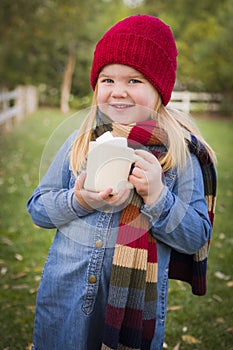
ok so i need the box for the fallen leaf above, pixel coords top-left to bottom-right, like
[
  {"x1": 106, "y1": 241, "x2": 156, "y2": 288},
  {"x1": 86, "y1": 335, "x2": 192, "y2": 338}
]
[
  {"x1": 14, "y1": 253, "x2": 23, "y2": 261},
  {"x1": 35, "y1": 275, "x2": 41, "y2": 282},
  {"x1": 11, "y1": 272, "x2": 26, "y2": 279},
  {"x1": 11, "y1": 284, "x2": 29, "y2": 290},
  {"x1": 167, "y1": 305, "x2": 182, "y2": 311},
  {"x1": 182, "y1": 334, "x2": 201, "y2": 344},
  {"x1": 215, "y1": 271, "x2": 230, "y2": 280},
  {"x1": 26, "y1": 305, "x2": 36, "y2": 312},
  {"x1": 226, "y1": 281, "x2": 233, "y2": 287},
  {"x1": 173, "y1": 342, "x2": 180, "y2": 350},
  {"x1": 212, "y1": 294, "x2": 223, "y2": 302},
  {"x1": 1, "y1": 267, "x2": 7, "y2": 275},
  {"x1": 29, "y1": 288, "x2": 37, "y2": 294},
  {"x1": 2, "y1": 237, "x2": 13, "y2": 246},
  {"x1": 214, "y1": 317, "x2": 225, "y2": 326}
]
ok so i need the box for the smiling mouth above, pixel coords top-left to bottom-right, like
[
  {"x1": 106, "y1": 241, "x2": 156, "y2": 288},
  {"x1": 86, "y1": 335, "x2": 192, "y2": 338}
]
[{"x1": 109, "y1": 104, "x2": 134, "y2": 109}]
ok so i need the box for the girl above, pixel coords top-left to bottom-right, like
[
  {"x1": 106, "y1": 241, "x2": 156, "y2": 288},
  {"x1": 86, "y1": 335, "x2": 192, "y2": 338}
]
[{"x1": 27, "y1": 15, "x2": 217, "y2": 350}]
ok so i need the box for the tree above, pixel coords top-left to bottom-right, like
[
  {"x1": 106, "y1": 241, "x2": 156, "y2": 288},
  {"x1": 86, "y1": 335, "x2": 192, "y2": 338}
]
[
  {"x1": 142, "y1": 0, "x2": 233, "y2": 111},
  {"x1": 0, "y1": 0, "x2": 135, "y2": 112},
  {"x1": 1, "y1": 0, "x2": 231, "y2": 113}
]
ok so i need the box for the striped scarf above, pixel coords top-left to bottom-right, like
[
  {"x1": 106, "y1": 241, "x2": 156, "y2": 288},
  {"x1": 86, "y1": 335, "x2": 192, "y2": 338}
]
[{"x1": 92, "y1": 115, "x2": 217, "y2": 350}]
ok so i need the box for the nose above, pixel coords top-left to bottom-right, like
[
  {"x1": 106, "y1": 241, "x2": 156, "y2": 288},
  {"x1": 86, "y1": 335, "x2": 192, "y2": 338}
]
[{"x1": 111, "y1": 83, "x2": 127, "y2": 98}]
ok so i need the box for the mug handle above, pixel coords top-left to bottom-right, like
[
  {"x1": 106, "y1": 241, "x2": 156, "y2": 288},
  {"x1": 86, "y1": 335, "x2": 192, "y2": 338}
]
[{"x1": 128, "y1": 154, "x2": 141, "y2": 177}]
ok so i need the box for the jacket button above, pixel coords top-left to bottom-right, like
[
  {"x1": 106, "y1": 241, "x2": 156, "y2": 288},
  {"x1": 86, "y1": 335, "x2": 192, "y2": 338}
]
[
  {"x1": 95, "y1": 239, "x2": 103, "y2": 248},
  {"x1": 89, "y1": 275, "x2": 97, "y2": 284}
]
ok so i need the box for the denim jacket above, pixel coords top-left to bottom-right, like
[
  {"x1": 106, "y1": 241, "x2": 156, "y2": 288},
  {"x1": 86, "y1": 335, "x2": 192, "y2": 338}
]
[{"x1": 27, "y1": 131, "x2": 212, "y2": 350}]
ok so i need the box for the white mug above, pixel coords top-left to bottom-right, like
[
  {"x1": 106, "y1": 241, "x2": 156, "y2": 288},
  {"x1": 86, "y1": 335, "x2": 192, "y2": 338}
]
[{"x1": 84, "y1": 140, "x2": 139, "y2": 194}]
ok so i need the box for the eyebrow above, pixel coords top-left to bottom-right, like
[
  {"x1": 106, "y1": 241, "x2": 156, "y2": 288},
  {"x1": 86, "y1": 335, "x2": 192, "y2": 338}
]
[{"x1": 98, "y1": 72, "x2": 144, "y2": 79}]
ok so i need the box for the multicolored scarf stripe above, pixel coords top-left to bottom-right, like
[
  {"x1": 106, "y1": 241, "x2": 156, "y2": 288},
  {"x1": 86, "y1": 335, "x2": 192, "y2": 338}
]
[
  {"x1": 111, "y1": 120, "x2": 168, "y2": 147},
  {"x1": 102, "y1": 190, "x2": 157, "y2": 350},
  {"x1": 168, "y1": 134, "x2": 217, "y2": 295}
]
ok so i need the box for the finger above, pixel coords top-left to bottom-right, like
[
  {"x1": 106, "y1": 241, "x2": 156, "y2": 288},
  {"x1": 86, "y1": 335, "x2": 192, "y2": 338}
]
[
  {"x1": 98, "y1": 187, "x2": 113, "y2": 200},
  {"x1": 106, "y1": 189, "x2": 130, "y2": 206},
  {"x1": 131, "y1": 166, "x2": 146, "y2": 179},
  {"x1": 132, "y1": 156, "x2": 152, "y2": 173},
  {"x1": 135, "y1": 149, "x2": 157, "y2": 164},
  {"x1": 114, "y1": 189, "x2": 130, "y2": 202}
]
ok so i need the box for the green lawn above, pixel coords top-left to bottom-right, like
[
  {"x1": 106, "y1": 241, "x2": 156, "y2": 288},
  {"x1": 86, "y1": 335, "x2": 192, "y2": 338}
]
[{"x1": 0, "y1": 109, "x2": 232, "y2": 350}]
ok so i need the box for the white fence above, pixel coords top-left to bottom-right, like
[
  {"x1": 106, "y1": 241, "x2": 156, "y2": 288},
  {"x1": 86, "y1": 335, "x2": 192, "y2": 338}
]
[
  {"x1": 0, "y1": 88, "x2": 222, "y2": 131},
  {"x1": 168, "y1": 91, "x2": 222, "y2": 113},
  {"x1": 0, "y1": 86, "x2": 38, "y2": 131}
]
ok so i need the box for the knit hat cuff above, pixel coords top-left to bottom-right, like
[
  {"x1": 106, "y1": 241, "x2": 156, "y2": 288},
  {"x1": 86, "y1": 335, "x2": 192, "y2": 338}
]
[{"x1": 90, "y1": 32, "x2": 177, "y2": 106}]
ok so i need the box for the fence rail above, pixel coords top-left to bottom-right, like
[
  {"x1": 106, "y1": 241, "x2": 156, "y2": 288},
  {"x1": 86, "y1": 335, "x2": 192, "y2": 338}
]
[
  {"x1": 168, "y1": 91, "x2": 222, "y2": 113},
  {"x1": 0, "y1": 88, "x2": 222, "y2": 131},
  {"x1": 0, "y1": 86, "x2": 38, "y2": 131}
]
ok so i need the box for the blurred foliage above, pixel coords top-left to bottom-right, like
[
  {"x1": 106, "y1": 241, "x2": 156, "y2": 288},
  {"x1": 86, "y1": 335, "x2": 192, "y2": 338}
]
[{"x1": 0, "y1": 0, "x2": 232, "y2": 112}]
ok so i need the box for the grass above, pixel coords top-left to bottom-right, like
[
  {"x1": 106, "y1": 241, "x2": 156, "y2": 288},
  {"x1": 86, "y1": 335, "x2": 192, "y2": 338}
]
[{"x1": 0, "y1": 108, "x2": 232, "y2": 350}]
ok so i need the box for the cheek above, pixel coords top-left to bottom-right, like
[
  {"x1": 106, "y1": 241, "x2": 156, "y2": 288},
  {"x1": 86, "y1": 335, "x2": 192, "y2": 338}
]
[
  {"x1": 96, "y1": 86, "x2": 108, "y2": 104},
  {"x1": 96, "y1": 91, "x2": 104, "y2": 104},
  {"x1": 136, "y1": 87, "x2": 158, "y2": 108},
  {"x1": 146, "y1": 90, "x2": 158, "y2": 109}
]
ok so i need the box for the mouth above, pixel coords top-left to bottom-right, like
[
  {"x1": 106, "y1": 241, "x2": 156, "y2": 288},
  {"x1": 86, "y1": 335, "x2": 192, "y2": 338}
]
[{"x1": 109, "y1": 103, "x2": 134, "y2": 110}]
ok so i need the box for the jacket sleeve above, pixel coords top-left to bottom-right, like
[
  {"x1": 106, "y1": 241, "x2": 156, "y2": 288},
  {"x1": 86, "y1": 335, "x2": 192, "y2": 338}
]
[
  {"x1": 141, "y1": 153, "x2": 212, "y2": 254},
  {"x1": 26, "y1": 131, "x2": 94, "y2": 229}
]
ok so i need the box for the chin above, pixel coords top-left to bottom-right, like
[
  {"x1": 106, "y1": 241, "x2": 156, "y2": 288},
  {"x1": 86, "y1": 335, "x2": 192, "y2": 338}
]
[{"x1": 110, "y1": 117, "x2": 135, "y2": 125}]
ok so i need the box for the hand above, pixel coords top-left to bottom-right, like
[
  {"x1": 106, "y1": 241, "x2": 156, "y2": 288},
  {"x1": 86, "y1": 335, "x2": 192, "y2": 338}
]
[
  {"x1": 129, "y1": 149, "x2": 164, "y2": 206},
  {"x1": 74, "y1": 171, "x2": 131, "y2": 211}
]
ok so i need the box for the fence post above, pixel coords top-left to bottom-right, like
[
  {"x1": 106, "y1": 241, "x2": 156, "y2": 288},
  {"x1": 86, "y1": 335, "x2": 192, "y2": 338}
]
[
  {"x1": 1, "y1": 88, "x2": 12, "y2": 131},
  {"x1": 183, "y1": 91, "x2": 191, "y2": 113},
  {"x1": 25, "y1": 85, "x2": 38, "y2": 115},
  {"x1": 0, "y1": 85, "x2": 38, "y2": 132},
  {"x1": 15, "y1": 86, "x2": 26, "y2": 122}
]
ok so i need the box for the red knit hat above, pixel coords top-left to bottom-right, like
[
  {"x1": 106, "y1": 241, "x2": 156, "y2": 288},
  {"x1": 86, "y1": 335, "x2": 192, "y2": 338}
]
[{"x1": 90, "y1": 14, "x2": 178, "y2": 106}]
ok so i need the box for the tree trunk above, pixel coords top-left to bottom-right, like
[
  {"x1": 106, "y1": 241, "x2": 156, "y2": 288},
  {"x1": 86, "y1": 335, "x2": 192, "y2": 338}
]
[{"x1": 60, "y1": 43, "x2": 76, "y2": 115}]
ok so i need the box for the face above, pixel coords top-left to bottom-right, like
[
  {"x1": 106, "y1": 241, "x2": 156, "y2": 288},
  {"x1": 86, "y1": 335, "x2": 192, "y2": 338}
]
[{"x1": 96, "y1": 64, "x2": 159, "y2": 124}]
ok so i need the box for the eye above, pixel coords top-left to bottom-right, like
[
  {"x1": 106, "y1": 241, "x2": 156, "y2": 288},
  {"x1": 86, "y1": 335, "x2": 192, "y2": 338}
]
[
  {"x1": 129, "y1": 78, "x2": 142, "y2": 84},
  {"x1": 100, "y1": 78, "x2": 114, "y2": 84}
]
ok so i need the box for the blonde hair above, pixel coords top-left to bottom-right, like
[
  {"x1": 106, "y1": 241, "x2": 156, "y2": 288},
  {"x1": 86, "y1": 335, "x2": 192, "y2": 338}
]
[{"x1": 70, "y1": 90, "x2": 216, "y2": 176}]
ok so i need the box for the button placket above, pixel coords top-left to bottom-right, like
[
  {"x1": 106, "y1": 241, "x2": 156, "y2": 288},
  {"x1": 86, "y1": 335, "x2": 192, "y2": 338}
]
[{"x1": 82, "y1": 212, "x2": 112, "y2": 314}]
